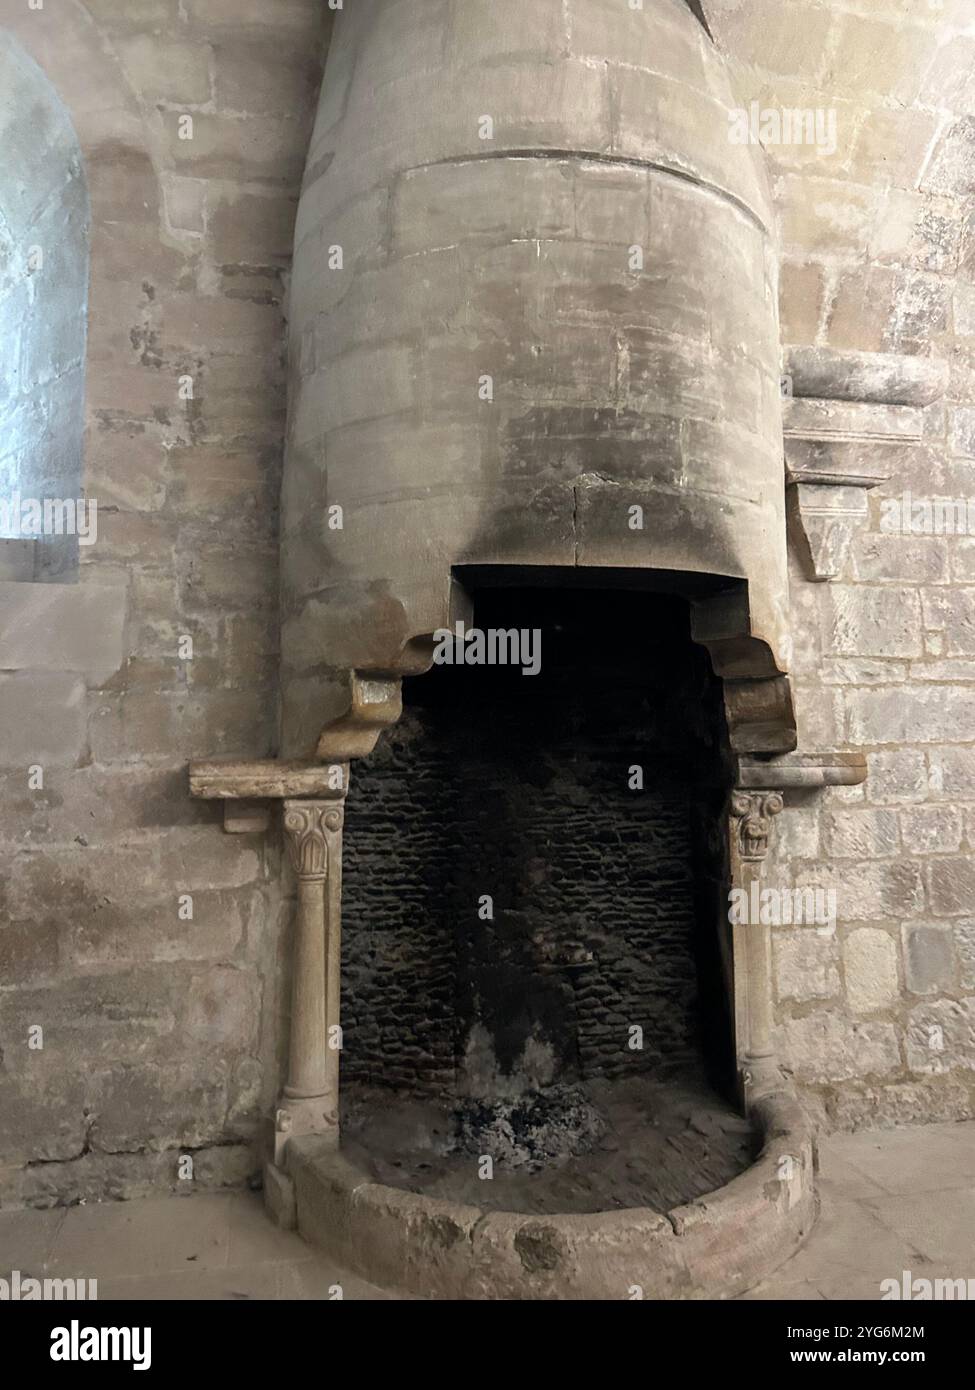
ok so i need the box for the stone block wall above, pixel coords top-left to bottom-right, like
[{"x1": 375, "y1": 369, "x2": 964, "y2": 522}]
[
  {"x1": 0, "y1": 1, "x2": 328, "y2": 1205},
  {"x1": 706, "y1": 0, "x2": 975, "y2": 1128},
  {"x1": 3, "y1": 0, "x2": 975, "y2": 1208}
]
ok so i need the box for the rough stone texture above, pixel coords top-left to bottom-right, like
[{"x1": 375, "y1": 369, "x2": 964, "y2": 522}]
[
  {"x1": 7, "y1": 0, "x2": 975, "y2": 1209},
  {"x1": 902, "y1": 923, "x2": 956, "y2": 996},
  {"x1": 843, "y1": 928, "x2": 901, "y2": 1015},
  {"x1": 280, "y1": 0, "x2": 792, "y2": 756},
  {"x1": 773, "y1": 930, "x2": 840, "y2": 1003},
  {"x1": 0, "y1": 3, "x2": 328, "y2": 1206},
  {"x1": 708, "y1": 0, "x2": 975, "y2": 1130},
  {"x1": 291, "y1": 1088, "x2": 817, "y2": 1300}
]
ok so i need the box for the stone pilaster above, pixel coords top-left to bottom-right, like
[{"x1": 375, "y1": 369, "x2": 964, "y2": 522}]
[
  {"x1": 278, "y1": 798, "x2": 346, "y2": 1139},
  {"x1": 729, "y1": 790, "x2": 784, "y2": 1108}
]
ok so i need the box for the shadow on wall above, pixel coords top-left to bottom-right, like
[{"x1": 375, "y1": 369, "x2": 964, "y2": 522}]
[{"x1": 0, "y1": 29, "x2": 88, "y2": 583}]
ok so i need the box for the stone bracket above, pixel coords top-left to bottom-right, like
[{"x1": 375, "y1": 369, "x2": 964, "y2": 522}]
[
  {"x1": 784, "y1": 425, "x2": 900, "y2": 583},
  {"x1": 782, "y1": 346, "x2": 946, "y2": 584}
]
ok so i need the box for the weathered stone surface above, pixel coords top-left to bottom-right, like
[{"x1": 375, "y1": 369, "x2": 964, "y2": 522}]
[
  {"x1": 899, "y1": 805, "x2": 962, "y2": 855},
  {"x1": 902, "y1": 925, "x2": 956, "y2": 996},
  {"x1": 844, "y1": 686, "x2": 972, "y2": 745},
  {"x1": 928, "y1": 747, "x2": 975, "y2": 800},
  {"x1": 0, "y1": 672, "x2": 86, "y2": 769},
  {"x1": 774, "y1": 929, "x2": 840, "y2": 1002},
  {"x1": 209, "y1": 190, "x2": 297, "y2": 266},
  {"x1": 0, "y1": 581, "x2": 126, "y2": 680},
  {"x1": 778, "y1": 1014, "x2": 901, "y2": 1083},
  {"x1": 786, "y1": 347, "x2": 948, "y2": 407},
  {"x1": 118, "y1": 36, "x2": 212, "y2": 104},
  {"x1": 853, "y1": 535, "x2": 948, "y2": 585},
  {"x1": 0, "y1": 540, "x2": 35, "y2": 582},
  {"x1": 8, "y1": 0, "x2": 975, "y2": 1215},
  {"x1": 927, "y1": 857, "x2": 975, "y2": 917},
  {"x1": 822, "y1": 808, "x2": 899, "y2": 859},
  {"x1": 799, "y1": 861, "x2": 924, "y2": 921},
  {"x1": 774, "y1": 805, "x2": 820, "y2": 861},
  {"x1": 866, "y1": 750, "x2": 929, "y2": 803},
  {"x1": 906, "y1": 999, "x2": 975, "y2": 1076},
  {"x1": 826, "y1": 1078, "x2": 975, "y2": 1132},
  {"x1": 922, "y1": 118, "x2": 975, "y2": 199},
  {"x1": 955, "y1": 923, "x2": 975, "y2": 991},
  {"x1": 844, "y1": 929, "x2": 901, "y2": 1014}
]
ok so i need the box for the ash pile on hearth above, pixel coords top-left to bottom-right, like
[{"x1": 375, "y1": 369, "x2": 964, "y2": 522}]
[{"x1": 449, "y1": 1086, "x2": 606, "y2": 1171}]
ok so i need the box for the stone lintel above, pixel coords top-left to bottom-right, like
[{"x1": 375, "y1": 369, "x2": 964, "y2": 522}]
[{"x1": 189, "y1": 758, "x2": 349, "y2": 801}]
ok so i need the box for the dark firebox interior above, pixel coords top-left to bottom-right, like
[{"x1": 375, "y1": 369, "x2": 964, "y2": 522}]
[{"x1": 339, "y1": 583, "x2": 754, "y2": 1214}]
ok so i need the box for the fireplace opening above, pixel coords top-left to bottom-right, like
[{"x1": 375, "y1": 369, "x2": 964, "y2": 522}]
[{"x1": 339, "y1": 582, "x2": 756, "y2": 1215}]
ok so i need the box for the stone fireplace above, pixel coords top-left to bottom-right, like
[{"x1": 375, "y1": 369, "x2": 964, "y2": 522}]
[
  {"x1": 338, "y1": 584, "x2": 741, "y2": 1212},
  {"x1": 190, "y1": 0, "x2": 871, "y2": 1297}
]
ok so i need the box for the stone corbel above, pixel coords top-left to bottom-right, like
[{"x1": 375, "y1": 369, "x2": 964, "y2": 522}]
[
  {"x1": 315, "y1": 672, "x2": 404, "y2": 760},
  {"x1": 785, "y1": 438, "x2": 894, "y2": 582},
  {"x1": 782, "y1": 347, "x2": 947, "y2": 582}
]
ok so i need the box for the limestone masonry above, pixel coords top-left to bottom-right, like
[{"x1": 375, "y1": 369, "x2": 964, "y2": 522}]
[{"x1": 1, "y1": 0, "x2": 975, "y2": 1300}]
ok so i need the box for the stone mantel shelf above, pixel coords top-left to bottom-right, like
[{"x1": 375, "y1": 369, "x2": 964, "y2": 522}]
[
  {"x1": 189, "y1": 759, "x2": 350, "y2": 833},
  {"x1": 189, "y1": 759, "x2": 348, "y2": 800},
  {"x1": 736, "y1": 751, "x2": 867, "y2": 790}
]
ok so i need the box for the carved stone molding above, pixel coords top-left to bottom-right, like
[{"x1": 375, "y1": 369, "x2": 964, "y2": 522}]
[
  {"x1": 315, "y1": 671, "x2": 405, "y2": 760},
  {"x1": 731, "y1": 790, "x2": 784, "y2": 862},
  {"x1": 283, "y1": 800, "x2": 342, "y2": 880},
  {"x1": 781, "y1": 347, "x2": 945, "y2": 583}
]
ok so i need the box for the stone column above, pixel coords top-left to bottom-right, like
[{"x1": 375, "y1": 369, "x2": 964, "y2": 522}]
[
  {"x1": 729, "y1": 790, "x2": 784, "y2": 1107},
  {"x1": 279, "y1": 799, "x2": 345, "y2": 1131},
  {"x1": 186, "y1": 758, "x2": 351, "y2": 1228}
]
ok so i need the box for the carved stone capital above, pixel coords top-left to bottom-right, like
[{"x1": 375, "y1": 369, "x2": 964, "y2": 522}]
[
  {"x1": 282, "y1": 800, "x2": 342, "y2": 880},
  {"x1": 731, "y1": 790, "x2": 784, "y2": 862}
]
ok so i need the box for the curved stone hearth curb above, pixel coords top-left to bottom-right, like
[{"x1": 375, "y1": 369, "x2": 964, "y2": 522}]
[{"x1": 286, "y1": 1089, "x2": 817, "y2": 1299}]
